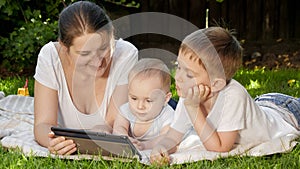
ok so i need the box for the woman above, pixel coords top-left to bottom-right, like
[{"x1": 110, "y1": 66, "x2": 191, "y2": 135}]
[{"x1": 34, "y1": 1, "x2": 138, "y2": 155}]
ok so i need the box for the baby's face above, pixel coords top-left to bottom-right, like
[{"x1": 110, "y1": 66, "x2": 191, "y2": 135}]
[
  {"x1": 175, "y1": 52, "x2": 211, "y2": 98},
  {"x1": 128, "y1": 76, "x2": 167, "y2": 122}
]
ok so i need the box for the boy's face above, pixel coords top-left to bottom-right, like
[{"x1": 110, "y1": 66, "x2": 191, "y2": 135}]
[
  {"x1": 128, "y1": 76, "x2": 167, "y2": 122},
  {"x1": 175, "y1": 52, "x2": 211, "y2": 98}
]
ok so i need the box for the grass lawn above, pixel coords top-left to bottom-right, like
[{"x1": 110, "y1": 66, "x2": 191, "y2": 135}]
[{"x1": 0, "y1": 67, "x2": 299, "y2": 168}]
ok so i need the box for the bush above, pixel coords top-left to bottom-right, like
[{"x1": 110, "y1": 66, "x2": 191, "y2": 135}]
[{"x1": 0, "y1": 10, "x2": 58, "y2": 74}]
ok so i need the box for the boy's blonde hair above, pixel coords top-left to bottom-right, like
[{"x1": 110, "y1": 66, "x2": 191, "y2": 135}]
[
  {"x1": 128, "y1": 58, "x2": 171, "y2": 92},
  {"x1": 180, "y1": 27, "x2": 243, "y2": 83}
]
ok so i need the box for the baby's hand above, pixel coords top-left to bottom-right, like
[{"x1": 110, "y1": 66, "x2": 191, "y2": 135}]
[
  {"x1": 48, "y1": 132, "x2": 77, "y2": 155},
  {"x1": 184, "y1": 84, "x2": 210, "y2": 108},
  {"x1": 129, "y1": 137, "x2": 144, "y2": 150},
  {"x1": 150, "y1": 145, "x2": 170, "y2": 166}
]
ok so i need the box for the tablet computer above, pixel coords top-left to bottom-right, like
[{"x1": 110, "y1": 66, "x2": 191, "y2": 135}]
[{"x1": 51, "y1": 127, "x2": 142, "y2": 160}]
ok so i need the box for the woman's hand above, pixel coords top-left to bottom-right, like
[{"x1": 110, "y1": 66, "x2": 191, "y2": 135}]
[
  {"x1": 47, "y1": 132, "x2": 77, "y2": 155},
  {"x1": 184, "y1": 84, "x2": 211, "y2": 108}
]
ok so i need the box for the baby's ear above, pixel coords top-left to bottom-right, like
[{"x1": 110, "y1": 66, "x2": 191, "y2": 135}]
[
  {"x1": 211, "y1": 78, "x2": 226, "y2": 92},
  {"x1": 165, "y1": 92, "x2": 172, "y2": 104}
]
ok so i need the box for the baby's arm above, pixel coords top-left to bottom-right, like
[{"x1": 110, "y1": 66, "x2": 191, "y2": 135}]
[
  {"x1": 184, "y1": 84, "x2": 238, "y2": 152},
  {"x1": 139, "y1": 125, "x2": 171, "y2": 150},
  {"x1": 113, "y1": 113, "x2": 143, "y2": 149},
  {"x1": 112, "y1": 113, "x2": 130, "y2": 135}
]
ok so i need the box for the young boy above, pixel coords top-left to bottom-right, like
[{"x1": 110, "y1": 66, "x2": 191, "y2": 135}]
[
  {"x1": 113, "y1": 58, "x2": 175, "y2": 150},
  {"x1": 150, "y1": 27, "x2": 300, "y2": 164}
]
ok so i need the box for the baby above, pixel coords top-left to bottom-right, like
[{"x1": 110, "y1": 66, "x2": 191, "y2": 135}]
[{"x1": 113, "y1": 58, "x2": 175, "y2": 150}]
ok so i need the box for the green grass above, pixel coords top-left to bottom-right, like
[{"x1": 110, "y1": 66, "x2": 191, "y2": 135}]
[{"x1": 0, "y1": 68, "x2": 300, "y2": 168}]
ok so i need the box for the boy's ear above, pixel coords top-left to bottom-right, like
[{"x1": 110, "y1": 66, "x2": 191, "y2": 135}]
[
  {"x1": 211, "y1": 78, "x2": 226, "y2": 92},
  {"x1": 164, "y1": 92, "x2": 172, "y2": 105}
]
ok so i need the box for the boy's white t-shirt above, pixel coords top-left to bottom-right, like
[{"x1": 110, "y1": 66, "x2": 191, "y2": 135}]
[
  {"x1": 34, "y1": 39, "x2": 138, "y2": 129},
  {"x1": 119, "y1": 103, "x2": 174, "y2": 141},
  {"x1": 171, "y1": 79, "x2": 298, "y2": 147}
]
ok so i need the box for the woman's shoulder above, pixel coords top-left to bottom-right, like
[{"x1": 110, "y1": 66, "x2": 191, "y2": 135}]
[
  {"x1": 40, "y1": 41, "x2": 57, "y2": 53},
  {"x1": 114, "y1": 39, "x2": 138, "y2": 55},
  {"x1": 112, "y1": 39, "x2": 138, "y2": 67},
  {"x1": 38, "y1": 41, "x2": 59, "y2": 63}
]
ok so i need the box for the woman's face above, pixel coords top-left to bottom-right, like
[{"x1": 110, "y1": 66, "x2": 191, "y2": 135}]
[{"x1": 69, "y1": 32, "x2": 113, "y2": 77}]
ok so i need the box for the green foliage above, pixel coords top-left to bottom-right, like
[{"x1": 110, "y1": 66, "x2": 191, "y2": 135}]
[
  {"x1": 0, "y1": 12, "x2": 58, "y2": 73},
  {"x1": 104, "y1": 0, "x2": 140, "y2": 8},
  {"x1": 0, "y1": 0, "x2": 69, "y2": 24},
  {"x1": 0, "y1": 0, "x2": 20, "y2": 16},
  {"x1": 170, "y1": 69, "x2": 178, "y2": 101},
  {"x1": 0, "y1": 76, "x2": 34, "y2": 96},
  {"x1": 0, "y1": 0, "x2": 71, "y2": 74}
]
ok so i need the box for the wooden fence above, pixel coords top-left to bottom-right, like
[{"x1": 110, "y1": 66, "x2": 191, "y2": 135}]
[
  {"x1": 102, "y1": 0, "x2": 300, "y2": 67},
  {"x1": 137, "y1": 0, "x2": 300, "y2": 41}
]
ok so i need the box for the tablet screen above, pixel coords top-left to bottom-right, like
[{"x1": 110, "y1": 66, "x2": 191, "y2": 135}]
[{"x1": 51, "y1": 127, "x2": 142, "y2": 160}]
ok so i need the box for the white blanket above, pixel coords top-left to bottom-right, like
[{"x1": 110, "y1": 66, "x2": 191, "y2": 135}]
[{"x1": 0, "y1": 95, "x2": 299, "y2": 165}]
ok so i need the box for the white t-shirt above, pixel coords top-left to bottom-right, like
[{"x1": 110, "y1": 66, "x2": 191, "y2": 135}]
[
  {"x1": 171, "y1": 79, "x2": 298, "y2": 147},
  {"x1": 34, "y1": 39, "x2": 138, "y2": 129},
  {"x1": 119, "y1": 103, "x2": 174, "y2": 141}
]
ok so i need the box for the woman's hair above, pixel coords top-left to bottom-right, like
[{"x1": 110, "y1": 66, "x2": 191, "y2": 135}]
[
  {"x1": 180, "y1": 27, "x2": 243, "y2": 82},
  {"x1": 58, "y1": 1, "x2": 114, "y2": 48},
  {"x1": 129, "y1": 58, "x2": 171, "y2": 92}
]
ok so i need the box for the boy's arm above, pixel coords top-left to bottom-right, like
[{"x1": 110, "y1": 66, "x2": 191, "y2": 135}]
[
  {"x1": 185, "y1": 84, "x2": 238, "y2": 152},
  {"x1": 112, "y1": 113, "x2": 130, "y2": 135},
  {"x1": 150, "y1": 128, "x2": 184, "y2": 164},
  {"x1": 186, "y1": 105, "x2": 238, "y2": 152}
]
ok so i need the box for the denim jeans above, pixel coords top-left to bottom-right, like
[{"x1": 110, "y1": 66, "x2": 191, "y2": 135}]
[{"x1": 254, "y1": 93, "x2": 300, "y2": 127}]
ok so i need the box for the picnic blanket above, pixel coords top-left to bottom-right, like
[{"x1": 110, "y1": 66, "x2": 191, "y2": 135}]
[{"x1": 0, "y1": 94, "x2": 299, "y2": 165}]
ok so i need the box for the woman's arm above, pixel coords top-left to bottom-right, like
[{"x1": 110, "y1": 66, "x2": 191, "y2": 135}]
[
  {"x1": 34, "y1": 80, "x2": 76, "y2": 155},
  {"x1": 34, "y1": 80, "x2": 58, "y2": 147}
]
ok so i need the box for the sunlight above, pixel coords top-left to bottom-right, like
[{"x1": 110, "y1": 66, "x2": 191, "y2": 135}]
[{"x1": 246, "y1": 79, "x2": 261, "y2": 90}]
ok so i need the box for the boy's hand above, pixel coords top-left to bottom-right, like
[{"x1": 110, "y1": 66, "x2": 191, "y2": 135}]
[
  {"x1": 184, "y1": 84, "x2": 211, "y2": 108},
  {"x1": 150, "y1": 145, "x2": 170, "y2": 165}
]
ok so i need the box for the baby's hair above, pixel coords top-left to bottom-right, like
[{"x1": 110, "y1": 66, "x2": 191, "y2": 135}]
[
  {"x1": 180, "y1": 27, "x2": 243, "y2": 82},
  {"x1": 129, "y1": 58, "x2": 171, "y2": 92}
]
